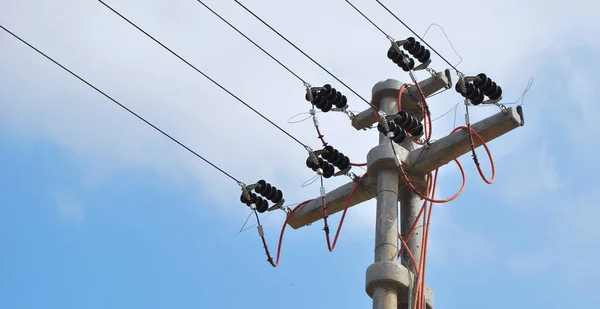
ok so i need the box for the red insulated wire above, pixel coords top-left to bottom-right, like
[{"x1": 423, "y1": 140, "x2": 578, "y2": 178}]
[
  {"x1": 314, "y1": 123, "x2": 327, "y2": 147},
  {"x1": 398, "y1": 157, "x2": 466, "y2": 203},
  {"x1": 417, "y1": 170, "x2": 438, "y2": 309},
  {"x1": 397, "y1": 174, "x2": 432, "y2": 258},
  {"x1": 321, "y1": 172, "x2": 368, "y2": 251},
  {"x1": 452, "y1": 126, "x2": 496, "y2": 184},
  {"x1": 260, "y1": 199, "x2": 313, "y2": 267},
  {"x1": 350, "y1": 162, "x2": 367, "y2": 167}
]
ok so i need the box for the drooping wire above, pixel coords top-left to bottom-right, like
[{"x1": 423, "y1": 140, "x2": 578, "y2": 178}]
[
  {"x1": 0, "y1": 24, "x2": 241, "y2": 183},
  {"x1": 195, "y1": 0, "x2": 307, "y2": 85},
  {"x1": 503, "y1": 77, "x2": 534, "y2": 106},
  {"x1": 374, "y1": 0, "x2": 461, "y2": 73},
  {"x1": 422, "y1": 23, "x2": 463, "y2": 68},
  {"x1": 233, "y1": 0, "x2": 373, "y2": 108},
  {"x1": 431, "y1": 103, "x2": 459, "y2": 123},
  {"x1": 98, "y1": 0, "x2": 309, "y2": 148}
]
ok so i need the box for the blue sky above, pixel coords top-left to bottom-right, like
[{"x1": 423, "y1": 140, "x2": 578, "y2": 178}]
[{"x1": 1, "y1": 0, "x2": 600, "y2": 308}]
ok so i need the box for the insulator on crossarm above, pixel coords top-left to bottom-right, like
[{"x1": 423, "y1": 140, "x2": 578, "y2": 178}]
[
  {"x1": 392, "y1": 125, "x2": 406, "y2": 144},
  {"x1": 394, "y1": 110, "x2": 411, "y2": 129},
  {"x1": 309, "y1": 84, "x2": 349, "y2": 111},
  {"x1": 473, "y1": 73, "x2": 503, "y2": 101},
  {"x1": 455, "y1": 82, "x2": 484, "y2": 105},
  {"x1": 387, "y1": 45, "x2": 415, "y2": 72},
  {"x1": 321, "y1": 145, "x2": 351, "y2": 171},
  {"x1": 403, "y1": 37, "x2": 431, "y2": 63}
]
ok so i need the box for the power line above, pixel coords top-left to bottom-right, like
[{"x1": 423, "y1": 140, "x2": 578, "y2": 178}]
[
  {"x1": 195, "y1": 0, "x2": 307, "y2": 85},
  {"x1": 344, "y1": 0, "x2": 392, "y2": 39},
  {"x1": 98, "y1": 0, "x2": 308, "y2": 149},
  {"x1": 233, "y1": 0, "x2": 373, "y2": 108},
  {"x1": 374, "y1": 0, "x2": 460, "y2": 73},
  {"x1": 0, "y1": 23, "x2": 241, "y2": 183}
]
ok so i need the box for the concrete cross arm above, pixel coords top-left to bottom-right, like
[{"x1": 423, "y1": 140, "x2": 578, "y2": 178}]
[
  {"x1": 406, "y1": 106, "x2": 524, "y2": 174},
  {"x1": 351, "y1": 69, "x2": 452, "y2": 131},
  {"x1": 287, "y1": 177, "x2": 377, "y2": 229}
]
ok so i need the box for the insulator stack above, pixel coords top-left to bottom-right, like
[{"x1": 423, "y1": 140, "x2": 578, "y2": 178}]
[
  {"x1": 254, "y1": 180, "x2": 283, "y2": 204},
  {"x1": 402, "y1": 37, "x2": 431, "y2": 64},
  {"x1": 240, "y1": 192, "x2": 269, "y2": 213},
  {"x1": 455, "y1": 82, "x2": 484, "y2": 105},
  {"x1": 306, "y1": 157, "x2": 335, "y2": 178},
  {"x1": 394, "y1": 110, "x2": 424, "y2": 136},
  {"x1": 473, "y1": 73, "x2": 502, "y2": 100},
  {"x1": 321, "y1": 145, "x2": 351, "y2": 170},
  {"x1": 305, "y1": 84, "x2": 348, "y2": 112},
  {"x1": 387, "y1": 47, "x2": 415, "y2": 72},
  {"x1": 377, "y1": 111, "x2": 423, "y2": 143}
]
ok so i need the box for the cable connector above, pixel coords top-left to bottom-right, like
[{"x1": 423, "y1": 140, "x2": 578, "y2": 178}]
[
  {"x1": 320, "y1": 186, "x2": 326, "y2": 197},
  {"x1": 257, "y1": 225, "x2": 264, "y2": 237},
  {"x1": 305, "y1": 146, "x2": 319, "y2": 165},
  {"x1": 238, "y1": 181, "x2": 251, "y2": 202},
  {"x1": 304, "y1": 82, "x2": 314, "y2": 102}
]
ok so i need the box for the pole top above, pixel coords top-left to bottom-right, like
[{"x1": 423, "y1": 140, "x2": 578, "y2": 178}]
[{"x1": 371, "y1": 79, "x2": 404, "y2": 111}]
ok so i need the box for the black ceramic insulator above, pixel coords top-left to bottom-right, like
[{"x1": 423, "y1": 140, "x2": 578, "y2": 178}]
[
  {"x1": 322, "y1": 145, "x2": 334, "y2": 160},
  {"x1": 387, "y1": 46, "x2": 399, "y2": 60},
  {"x1": 408, "y1": 123, "x2": 424, "y2": 136},
  {"x1": 408, "y1": 117, "x2": 419, "y2": 131},
  {"x1": 267, "y1": 186, "x2": 278, "y2": 201},
  {"x1": 408, "y1": 41, "x2": 422, "y2": 55},
  {"x1": 403, "y1": 37, "x2": 416, "y2": 50},
  {"x1": 473, "y1": 73, "x2": 487, "y2": 88},
  {"x1": 394, "y1": 111, "x2": 412, "y2": 129},
  {"x1": 240, "y1": 192, "x2": 250, "y2": 204},
  {"x1": 312, "y1": 94, "x2": 324, "y2": 106},
  {"x1": 481, "y1": 81, "x2": 497, "y2": 95},
  {"x1": 272, "y1": 189, "x2": 283, "y2": 204},
  {"x1": 254, "y1": 180, "x2": 266, "y2": 195},
  {"x1": 333, "y1": 153, "x2": 345, "y2": 167},
  {"x1": 322, "y1": 163, "x2": 335, "y2": 178},
  {"x1": 335, "y1": 95, "x2": 348, "y2": 109},
  {"x1": 327, "y1": 88, "x2": 338, "y2": 100},
  {"x1": 488, "y1": 86, "x2": 502, "y2": 100},
  {"x1": 399, "y1": 57, "x2": 415, "y2": 71},
  {"x1": 306, "y1": 157, "x2": 318, "y2": 169},
  {"x1": 392, "y1": 127, "x2": 406, "y2": 143},
  {"x1": 256, "y1": 198, "x2": 268, "y2": 213},
  {"x1": 472, "y1": 91, "x2": 485, "y2": 105},
  {"x1": 339, "y1": 156, "x2": 350, "y2": 170},
  {"x1": 418, "y1": 49, "x2": 431, "y2": 63},
  {"x1": 320, "y1": 84, "x2": 332, "y2": 96},
  {"x1": 321, "y1": 102, "x2": 333, "y2": 112}
]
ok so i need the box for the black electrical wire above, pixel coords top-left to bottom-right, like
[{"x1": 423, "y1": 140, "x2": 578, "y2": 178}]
[
  {"x1": 0, "y1": 24, "x2": 241, "y2": 183},
  {"x1": 233, "y1": 0, "x2": 374, "y2": 108},
  {"x1": 98, "y1": 0, "x2": 308, "y2": 148},
  {"x1": 344, "y1": 0, "x2": 391, "y2": 39},
  {"x1": 375, "y1": 0, "x2": 460, "y2": 73},
  {"x1": 195, "y1": 0, "x2": 307, "y2": 85}
]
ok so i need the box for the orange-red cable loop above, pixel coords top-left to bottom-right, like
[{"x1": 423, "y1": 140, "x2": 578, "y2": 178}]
[
  {"x1": 260, "y1": 199, "x2": 313, "y2": 267},
  {"x1": 453, "y1": 126, "x2": 496, "y2": 184},
  {"x1": 321, "y1": 173, "x2": 368, "y2": 251}
]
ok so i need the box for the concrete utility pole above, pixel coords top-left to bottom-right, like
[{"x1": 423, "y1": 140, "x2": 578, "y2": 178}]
[{"x1": 288, "y1": 71, "x2": 523, "y2": 309}]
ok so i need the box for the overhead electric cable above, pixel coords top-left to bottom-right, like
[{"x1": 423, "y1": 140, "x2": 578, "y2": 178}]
[
  {"x1": 98, "y1": 0, "x2": 308, "y2": 148},
  {"x1": 0, "y1": 24, "x2": 240, "y2": 183},
  {"x1": 233, "y1": 0, "x2": 373, "y2": 108},
  {"x1": 195, "y1": 0, "x2": 307, "y2": 85}
]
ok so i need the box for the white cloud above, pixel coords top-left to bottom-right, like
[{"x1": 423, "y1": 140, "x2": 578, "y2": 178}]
[{"x1": 0, "y1": 0, "x2": 599, "y2": 220}]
